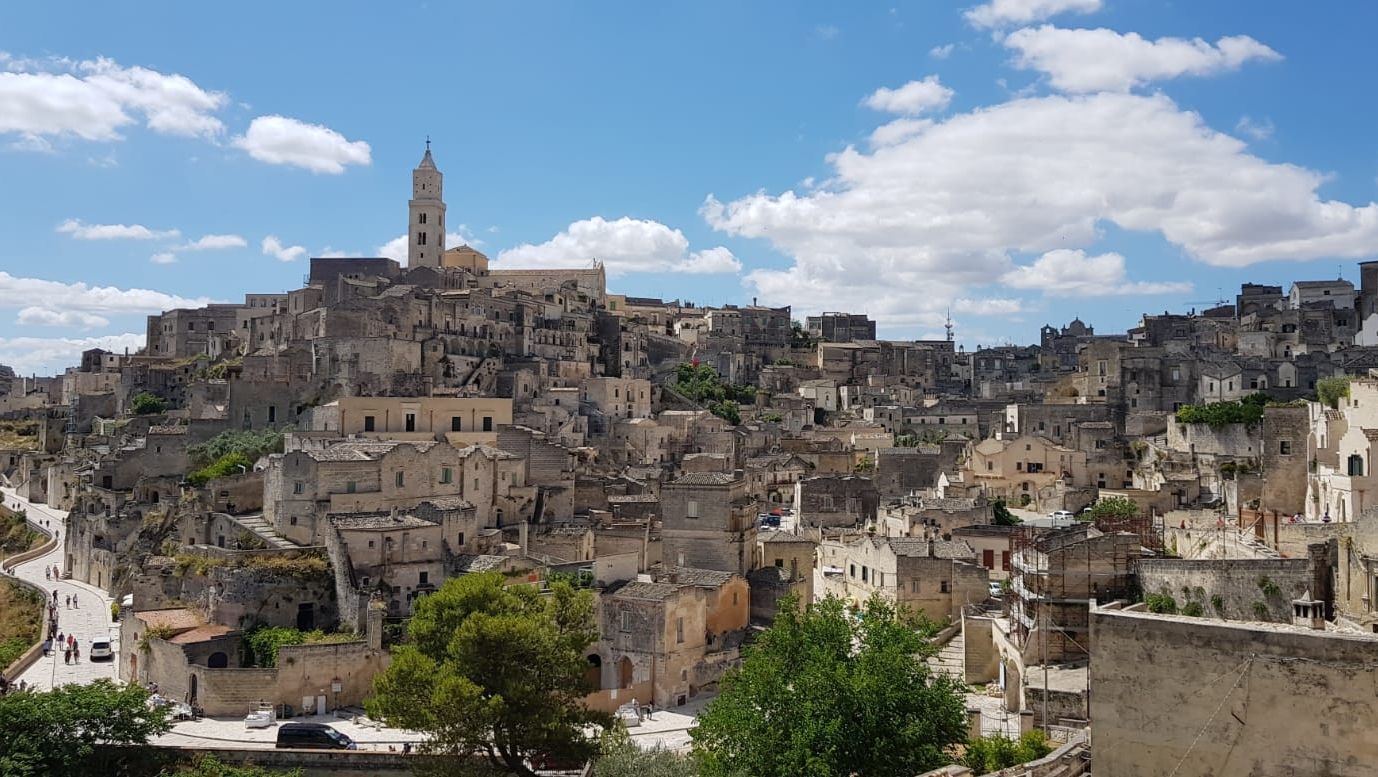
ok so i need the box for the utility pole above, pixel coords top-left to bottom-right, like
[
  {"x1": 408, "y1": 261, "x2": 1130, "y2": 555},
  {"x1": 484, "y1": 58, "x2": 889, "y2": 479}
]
[{"x1": 1041, "y1": 606, "x2": 1049, "y2": 736}]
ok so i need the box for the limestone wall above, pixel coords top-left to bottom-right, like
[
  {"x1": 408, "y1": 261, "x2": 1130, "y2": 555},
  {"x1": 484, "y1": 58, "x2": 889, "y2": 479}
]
[
  {"x1": 1136, "y1": 557, "x2": 1320, "y2": 622},
  {"x1": 1091, "y1": 609, "x2": 1378, "y2": 777}
]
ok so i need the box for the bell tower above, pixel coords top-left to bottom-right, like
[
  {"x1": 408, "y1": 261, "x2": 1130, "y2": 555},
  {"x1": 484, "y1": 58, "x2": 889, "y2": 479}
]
[{"x1": 408, "y1": 139, "x2": 446, "y2": 268}]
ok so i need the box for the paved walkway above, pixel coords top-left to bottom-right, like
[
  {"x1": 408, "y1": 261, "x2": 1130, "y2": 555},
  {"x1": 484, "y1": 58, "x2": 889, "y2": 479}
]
[{"x1": 1, "y1": 488, "x2": 119, "y2": 691}]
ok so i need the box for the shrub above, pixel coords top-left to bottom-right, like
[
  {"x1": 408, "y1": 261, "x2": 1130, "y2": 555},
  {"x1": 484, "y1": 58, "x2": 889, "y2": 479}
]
[
  {"x1": 1181, "y1": 602, "x2": 1204, "y2": 617},
  {"x1": 186, "y1": 452, "x2": 253, "y2": 487},
  {"x1": 1211, "y1": 594, "x2": 1224, "y2": 613},
  {"x1": 1145, "y1": 592, "x2": 1178, "y2": 614},
  {"x1": 1252, "y1": 601, "x2": 1271, "y2": 621},
  {"x1": 130, "y1": 391, "x2": 168, "y2": 415},
  {"x1": 1317, "y1": 376, "x2": 1352, "y2": 409},
  {"x1": 963, "y1": 731, "x2": 1054, "y2": 775},
  {"x1": 1258, "y1": 576, "x2": 1281, "y2": 598},
  {"x1": 187, "y1": 429, "x2": 285, "y2": 469}
]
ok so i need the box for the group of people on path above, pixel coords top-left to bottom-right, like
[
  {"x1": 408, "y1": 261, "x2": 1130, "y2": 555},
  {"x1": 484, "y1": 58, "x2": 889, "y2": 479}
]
[
  {"x1": 0, "y1": 675, "x2": 30, "y2": 695},
  {"x1": 43, "y1": 579, "x2": 83, "y2": 664}
]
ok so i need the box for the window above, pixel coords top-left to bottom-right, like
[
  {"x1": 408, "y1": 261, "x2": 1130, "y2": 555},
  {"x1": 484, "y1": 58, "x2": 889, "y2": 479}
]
[
  {"x1": 418, "y1": 231, "x2": 427, "y2": 245},
  {"x1": 850, "y1": 564, "x2": 856, "y2": 578},
  {"x1": 346, "y1": 481, "x2": 356, "y2": 494},
  {"x1": 404, "y1": 413, "x2": 416, "y2": 432},
  {"x1": 458, "y1": 532, "x2": 465, "y2": 546},
  {"x1": 676, "y1": 617, "x2": 684, "y2": 643},
  {"x1": 188, "y1": 322, "x2": 195, "y2": 331},
  {"x1": 940, "y1": 581, "x2": 950, "y2": 594},
  {"x1": 620, "y1": 611, "x2": 632, "y2": 632},
  {"x1": 419, "y1": 571, "x2": 429, "y2": 586},
  {"x1": 364, "y1": 415, "x2": 376, "y2": 432},
  {"x1": 686, "y1": 500, "x2": 699, "y2": 519},
  {"x1": 910, "y1": 580, "x2": 920, "y2": 593},
  {"x1": 267, "y1": 405, "x2": 276, "y2": 424},
  {"x1": 983, "y1": 549, "x2": 995, "y2": 568},
  {"x1": 419, "y1": 212, "x2": 427, "y2": 224},
  {"x1": 774, "y1": 558, "x2": 784, "y2": 568},
  {"x1": 451, "y1": 416, "x2": 462, "y2": 432},
  {"x1": 293, "y1": 481, "x2": 303, "y2": 495},
  {"x1": 1016, "y1": 462, "x2": 1023, "y2": 471},
  {"x1": 1001, "y1": 551, "x2": 1010, "y2": 570},
  {"x1": 367, "y1": 540, "x2": 375, "y2": 548},
  {"x1": 861, "y1": 566, "x2": 869, "y2": 583},
  {"x1": 1095, "y1": 440, "x2": 1106, "y2": 449},
  {"x1": 1349, "y1": 454, "x2": 1365, "y2": 477},
  {"x1": 1280, "y1": 441, "x2": 1292, "y2": 455},
  {"x1": 482, "y1": 416, "x2": 493, "y2": 432},
  {"x1": 395, "y1": 471, "x2": 405, "y2": 487},
  {"x1": 441, "y1": 467, "x2": 452, "y2": 484}
]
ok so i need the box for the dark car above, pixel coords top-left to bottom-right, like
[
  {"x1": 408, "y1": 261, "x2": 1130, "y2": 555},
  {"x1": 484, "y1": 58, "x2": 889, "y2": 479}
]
[{"x1": 275, "y1": 723, "x2": 357, "y2": 750}]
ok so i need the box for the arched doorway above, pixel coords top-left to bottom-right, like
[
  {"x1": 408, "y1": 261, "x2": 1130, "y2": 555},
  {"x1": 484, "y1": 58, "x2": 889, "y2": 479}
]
[
  {"x1": 188, "y1": 673, "x2": 198, "y2": 704},
  {"x1": 617, "y1": 657, "x2": 634, "y2": 689},
  {"x1": 130, "y1": 652, "x2": 138, "y2": 681},
  {"x1": 585, "y1": 654, "x2": 603, "y2": 690},
  {"x1": 207, "y1": 652, "x2": 228, "y2": 669}
]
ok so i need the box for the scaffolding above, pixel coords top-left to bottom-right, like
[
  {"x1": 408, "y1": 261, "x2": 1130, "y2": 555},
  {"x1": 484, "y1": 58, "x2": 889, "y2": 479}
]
[{"x1": 1008, "y1": 522, "x2": 1142, "y2": 663}]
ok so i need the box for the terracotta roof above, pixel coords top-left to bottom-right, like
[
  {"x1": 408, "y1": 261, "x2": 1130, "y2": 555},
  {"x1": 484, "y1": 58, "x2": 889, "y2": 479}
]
[
  {"x1": 135, "y1": 608, "x2": 203, "y2": 631},
  {"x1": 169, "y1": 624, "x2": 233, "y2": 644}
]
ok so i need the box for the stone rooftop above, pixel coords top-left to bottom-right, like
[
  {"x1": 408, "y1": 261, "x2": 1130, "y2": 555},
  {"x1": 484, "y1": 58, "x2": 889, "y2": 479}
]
[
  {"x1": 883, "y1": 537, "x2": 977, "y2": 560},
  {"x1": 610, "y1": 581, "x2": 680, "y2": 601},
  {"x1": 758, "y1": 529, "x2": 812, "y2": 544},
  {"x1": 655, "y1": 566, "x2": 735, "y2": 588},
  {"x1": 607, "y1": 493, "x2": 658, "y2": 503},
  {"x1": 135, "y1": 608, "x2": 204, "y2": 631},
  {"x1": 331, "y1": 513, "x2": 434, "y2": 530},
  {"x1": 169, "y1": 624, "x2": 234, "y2": 644},
  {"x1": 452, "y1": 554, "x2": 509, "y2": 574},
  {"x1": 670, "y1": 472, "x2": 738, "y2": 486},
  {"x1": 148, "y1": 425, "x2": 188, "y2": 436}
]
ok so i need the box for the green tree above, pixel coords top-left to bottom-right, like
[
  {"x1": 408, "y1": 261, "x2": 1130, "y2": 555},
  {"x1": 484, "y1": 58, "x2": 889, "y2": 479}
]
[
  {"x1": 186, "y1": 452, "x2": 254, "y2": 487},
  {"x1": 368, "y1": 572, "x2": 610, "y2": 777},
  {"x1": 691, "y1": 594, "x2": 968, "y2": 777},
  {"x1": 1088, "y1": 495, "x2": 1138, "y2": 521},
  {"x1": 130, "y1": 391, "x2": 169, "y2": 415},
  {"x1": 161, "y1": 754, "x2": 303, "y2": 777},
  {"x1": 593, "y1": 725, "x2": 701, "y2": 777},
  {"x1": 963, "y1": 732, "x2": 1053, "y2": 775},
  {"x1": 0, "y1": 678, "x2": 172, "y2": 777},
  {"x1": 187, "y1": 429, "x2": 286, "y2": 469},
  {"x1": 991, "y1": 498, "x2": 1021, "y2": 526},
  {"x1": 1318, "y1": 376, "x2": 1352, "y2": 409}
]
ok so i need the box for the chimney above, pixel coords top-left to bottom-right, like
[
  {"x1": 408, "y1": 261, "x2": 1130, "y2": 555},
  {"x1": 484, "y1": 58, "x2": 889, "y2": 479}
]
[
  {"x1": 390, "y1": 506, "x2": 398, "y2": 520},
  {"x1": 1292, "y1": 592, "x2": 1325, "y2": 630}
]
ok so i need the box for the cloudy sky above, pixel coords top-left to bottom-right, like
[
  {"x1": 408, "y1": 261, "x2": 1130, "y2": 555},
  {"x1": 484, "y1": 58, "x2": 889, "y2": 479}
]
[{"x1": 3, "y1": 0, "x2": 1377, "y2": 373}]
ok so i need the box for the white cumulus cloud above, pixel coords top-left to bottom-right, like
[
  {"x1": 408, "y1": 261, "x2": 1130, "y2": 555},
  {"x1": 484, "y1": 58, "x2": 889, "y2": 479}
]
[
  {"x1": 182, "y1": 234, "x2": 247, "y2": 250},
  {"x1": 1000, "y1": 249, "x2": 1194, "y2": 297},
  {"x1": 1004, "y1": 26, "x2": 1282, "y2": 93},
  {"x1": 495, "y1": 217, "x2": 743, "y2": 277},
  {"x1": 0, "y1": 53, "x2": 227, "y2": 146},
  {"x1": 702, "y1": 90, "x2": 1378, "y2": 330},
  {"x1": 16, "y1": 307, "x2": 111, "y2": 328},
  {"x1": 965, "y1": 0, "x2": 1102, "y2": 29},
  {"x1": 232, "y1": 115, "x2": 372, "y2": 174},
  {"x1": 863, "y1": 76, "x2": 954, "y2": 116},
  {"x1": 0, "y1": 333, "x2": 145, "y2": 375},
  {"x1": 261, "y1": 236, "x2": 307, "y2": 262},
  {"x1": 56, "y1": 219, "x2": 179, "y2": 241},
  {"x1": 149, "y1": 252, "x2": 178, "y2": 265},
  {"x1": 929, "y1": 44, "x2": 955, "y2": 59}
]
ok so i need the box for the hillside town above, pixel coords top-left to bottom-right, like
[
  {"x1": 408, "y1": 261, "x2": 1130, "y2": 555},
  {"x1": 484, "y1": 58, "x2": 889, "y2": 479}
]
[{"x1": 6, "y1": 147, "x2": 1378, "y2": 776}]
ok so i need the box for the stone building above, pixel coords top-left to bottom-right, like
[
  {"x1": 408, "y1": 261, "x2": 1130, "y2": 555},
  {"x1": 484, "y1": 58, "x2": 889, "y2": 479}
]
[
  {"x1": 660, "y1": 472, "x2": 758, "y2": 575},
  {"x1": 1090, "y1": 607, "x2": 1378, "y2": 777},
  {"x1": 805, "y1": 312, "x2": 876, "y2": 343},
  {"x1": 589, "y1": 568, "x2": 750, "y2": 710},
  {"x1": 310, "y1": 396, "x2": 514, "y2": 446},
  {"x1": 793, "y1": 474, "x2": 880, "y2": 529},
  {"x1": 748, "y1": 530, "x2": 816, "y2": 624},
  {"x1": 818, "y1": 535, "x2": 987, "y2": 621}
]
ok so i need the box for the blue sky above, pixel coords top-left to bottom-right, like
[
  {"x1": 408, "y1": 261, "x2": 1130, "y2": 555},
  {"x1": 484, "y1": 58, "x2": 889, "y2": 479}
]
[{"x1": 3, "y1": 0, "x2": 1378, "y2": 373}]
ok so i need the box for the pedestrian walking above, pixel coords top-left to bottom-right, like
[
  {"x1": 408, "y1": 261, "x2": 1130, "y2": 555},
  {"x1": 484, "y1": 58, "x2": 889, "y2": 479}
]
[
  {"x1": 72, "y1": 593, "x2": 78, "y2": 608},
  {"x1": 57, "y1": 631, "x2": 63, "y2": 645},
  {"x1": 72, "y1": 644, "x2": 79, "y2": 662},
  {"x1": 67, "y1": 635, "x2": 74, "y2": 649},
  {"x1": 63, "y1": 648, "x2": 70, "y2": 665},
  {"x1": 51, "y1": 589, "x2": 57, "y2": 603},
  {"x1": 64, "y1": 595, "x2": 70, "y2": 608},
  {"x1": 44, "y1": 567, "x2": 50, "y2": 581}
]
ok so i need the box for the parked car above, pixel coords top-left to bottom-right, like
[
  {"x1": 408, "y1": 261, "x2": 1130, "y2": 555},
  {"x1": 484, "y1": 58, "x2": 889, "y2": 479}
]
[
  {"x1": 89, "y1": 637, "x2": 113, "y2": 661},
  {"x1": 989, "y1": 582, "x2": 1004, "y2": 599},
  {"x1": 1050, "y1": 510, "x2": 1074, "y2": 520},
  {"x1": 276, "y1": 723, "x2": 357, "y2": 750}
]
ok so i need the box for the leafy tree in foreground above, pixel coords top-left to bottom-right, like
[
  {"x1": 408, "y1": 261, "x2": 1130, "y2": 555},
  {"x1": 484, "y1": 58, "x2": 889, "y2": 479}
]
[
  {"x1": 691, "y1": 594, "x2": 968, "y2": 777},
  {"x1": 368, "y1": 571, "x2": 611, "y2": 777},
  {"x1": 963, "y1": 731, "x2": 1053, "y2": 775},
  {"x1": 592, "y1": 725, "x2": 701, "y2": 777},
  {"x1": 161, "y1": 754, "x2": 303, "y2": 777},
  {"x1": 0, "y1": 678, "x2": 172, "y2": 777}
]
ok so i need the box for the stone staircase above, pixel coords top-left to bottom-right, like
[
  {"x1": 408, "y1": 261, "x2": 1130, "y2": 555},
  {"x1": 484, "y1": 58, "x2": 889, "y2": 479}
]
[
  {"x1": 929, "y1": 630, "x2": 965, "y2": 681},
  {"x1": 231, "y1": 513, "x2": 296, "y2": 549}
]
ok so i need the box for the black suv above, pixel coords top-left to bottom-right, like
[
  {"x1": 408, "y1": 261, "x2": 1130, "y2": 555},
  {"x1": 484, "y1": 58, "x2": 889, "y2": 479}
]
[{"x1": 275, "y1": 723, "x2": 357, "y2": 750}]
